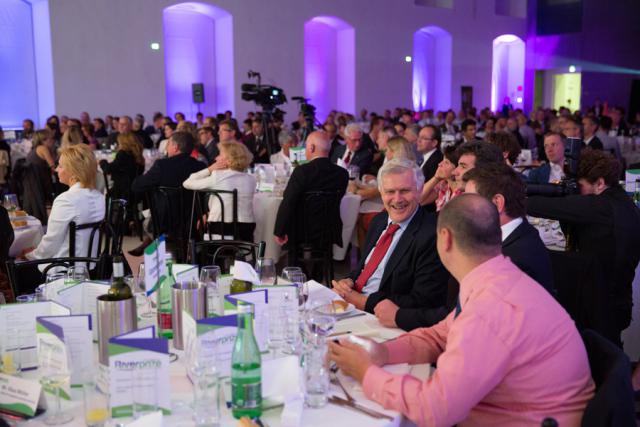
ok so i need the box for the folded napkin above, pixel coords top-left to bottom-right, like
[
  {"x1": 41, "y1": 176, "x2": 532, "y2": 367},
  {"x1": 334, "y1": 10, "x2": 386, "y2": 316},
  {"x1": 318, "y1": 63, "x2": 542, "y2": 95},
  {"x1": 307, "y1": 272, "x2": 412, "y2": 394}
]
[{"x1": 231, "y1": 260, "x2": 260, "y2": 285}]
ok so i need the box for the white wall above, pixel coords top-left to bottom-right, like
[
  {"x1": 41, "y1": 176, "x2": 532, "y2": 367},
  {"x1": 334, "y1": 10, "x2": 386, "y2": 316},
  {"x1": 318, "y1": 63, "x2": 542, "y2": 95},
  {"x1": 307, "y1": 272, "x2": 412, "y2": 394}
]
[{"x1": 47, "y1": 0, "x2": 526, "y2": 121}]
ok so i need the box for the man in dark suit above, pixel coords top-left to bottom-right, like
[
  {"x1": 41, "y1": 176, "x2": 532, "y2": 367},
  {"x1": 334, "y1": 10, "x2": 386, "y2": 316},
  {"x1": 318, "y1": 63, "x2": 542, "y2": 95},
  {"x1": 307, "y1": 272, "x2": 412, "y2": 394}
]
[
  {"x1": 417, "y1": 125, "x2": 443, "y2": 181},
  {"x1": 527, "y1": 132, "x2": 566, "y2": 184},
  {"x1": 244, "y1": 119, "x2": 278, "y2": 164},
  {"x1": 329, "y1": 123, "x2": 372, "y2": 177},
  {"x1": 527, "y1": 150, "x2": 640, "y2": 346},
  {"x1": 274, "y1": 131, "x2": 348, "y2": 259},
  {"x1": 439, "y1": 110, "x2": 459, "y2": 136},
  {"x1": 332, "y1": 159, "x2": 450, "y2": 331},
  {"x1": 130, "y1": 131, "x2": 206, "y2": 255},
  {"x1": 197, "y1": 126, "x2": 218, "y2": 164},
  {"x1": 464, "y1": 163, "x2": 554, "y2": 293},
  {"x1": 582, "y1": 116, "x2": 604, "y2": 150}
]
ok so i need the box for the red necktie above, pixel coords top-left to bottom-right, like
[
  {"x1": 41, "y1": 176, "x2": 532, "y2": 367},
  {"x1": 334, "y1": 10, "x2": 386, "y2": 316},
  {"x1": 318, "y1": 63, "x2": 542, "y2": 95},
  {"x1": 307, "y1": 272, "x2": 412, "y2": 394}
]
[
  {"x1": 344, "y1": 150, "x2": 352, "y2": 165},
  {"x1": 355, "y1": 223, "x2": 401, "y2": 292}
]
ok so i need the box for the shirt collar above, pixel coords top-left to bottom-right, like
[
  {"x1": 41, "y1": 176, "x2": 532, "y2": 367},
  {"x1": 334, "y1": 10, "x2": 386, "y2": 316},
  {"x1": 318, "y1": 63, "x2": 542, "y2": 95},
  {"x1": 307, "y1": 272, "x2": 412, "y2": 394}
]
[
  {"x1": 70, "y1": 182, "x2": 83, "y2": 190},
  {"x1": 459, "y1": 254, "x2": 506, "y2": 310},
  {"x1": 422, "y1": 148, "x2": 437, "y2": 163},
  {"x1": 386, "y1": 205, "x2": 419, "y2": 231},
  {"x1": 501, "y1": 217, "x2": 523, "y2": 242}
]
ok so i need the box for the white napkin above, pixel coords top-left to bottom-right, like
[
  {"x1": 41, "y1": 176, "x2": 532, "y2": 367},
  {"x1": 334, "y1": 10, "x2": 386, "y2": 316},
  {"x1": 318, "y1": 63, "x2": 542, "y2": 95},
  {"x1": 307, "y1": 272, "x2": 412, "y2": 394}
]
[
  {"x1": 262, "y1": 356, "x2": 301, "y2": 402},
  {"x1": 231, "y1": 260, "x2": 260, "y2": 285},
  {"x1": 307, "y1": 280, "x2": 343, "y2": 303},
  {"x1": 280, "y1": 392, "x2": 304, "y2": 427},
  {"x1": 126, "y1": 411, "x2": 163, "y2": 426}
]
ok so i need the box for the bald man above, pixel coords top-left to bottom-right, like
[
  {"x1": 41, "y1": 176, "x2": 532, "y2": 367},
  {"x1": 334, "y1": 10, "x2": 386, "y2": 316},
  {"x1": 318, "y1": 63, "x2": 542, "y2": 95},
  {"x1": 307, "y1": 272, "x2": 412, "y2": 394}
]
[
  {"x1": 274, "y1": 131, "x2": 348, "y2": 271},
  {"x1": 330, "y1": 194, "x2": 594, "y2": 426}
]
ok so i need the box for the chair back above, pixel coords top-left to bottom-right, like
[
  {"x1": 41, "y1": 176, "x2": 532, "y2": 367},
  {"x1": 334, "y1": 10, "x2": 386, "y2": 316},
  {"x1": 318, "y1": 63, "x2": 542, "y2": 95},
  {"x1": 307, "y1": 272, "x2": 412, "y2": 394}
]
[
  {"x1": 147, "y1": 186, "x2": 193, "y2": 262},
  {"x1": 189, "y1": 240, "x2": 259, "y2": 274},
  {"x1": 580, "y1": 329, "x2": 635, "y2": 427},
  {"x1": 6, "y1": 256, "x2": 103, "y2": 297},
  {"x1": 191, "y1": 189, "x2": 239, "y2": 241},
  {"x1": 69, "y1": 220, "x2": 103, "y2": 258}
]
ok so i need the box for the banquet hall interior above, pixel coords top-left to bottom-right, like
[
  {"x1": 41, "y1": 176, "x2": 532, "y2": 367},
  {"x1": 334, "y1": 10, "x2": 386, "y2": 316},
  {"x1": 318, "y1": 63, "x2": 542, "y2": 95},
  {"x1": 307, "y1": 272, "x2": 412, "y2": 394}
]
[{"x1": 2, "y1": 0, "x2": 640, "y2": 426}]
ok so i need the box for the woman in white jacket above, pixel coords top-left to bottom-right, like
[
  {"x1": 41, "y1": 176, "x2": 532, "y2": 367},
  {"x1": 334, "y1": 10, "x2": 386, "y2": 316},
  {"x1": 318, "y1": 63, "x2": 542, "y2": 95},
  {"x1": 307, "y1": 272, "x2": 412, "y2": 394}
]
[{"x1": 183, "y1": 141, "x2": 256, "y2": 241}]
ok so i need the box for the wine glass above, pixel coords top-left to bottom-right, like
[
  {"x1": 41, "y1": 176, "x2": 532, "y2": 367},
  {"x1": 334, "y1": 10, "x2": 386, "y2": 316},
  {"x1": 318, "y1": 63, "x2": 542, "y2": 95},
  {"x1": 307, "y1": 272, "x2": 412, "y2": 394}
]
[
  {"x1": 3, "y1": 194, "x2": 18, "y2": 211},
  {"x1": 39, "y1": 344, "x2": 74, "y2": 425},
  {"x1": 67, "y1": 265, "x2": 89, "y2": 285},
  {"x1": 256, "y1": 258, "x2": 276, "y2": 286}
]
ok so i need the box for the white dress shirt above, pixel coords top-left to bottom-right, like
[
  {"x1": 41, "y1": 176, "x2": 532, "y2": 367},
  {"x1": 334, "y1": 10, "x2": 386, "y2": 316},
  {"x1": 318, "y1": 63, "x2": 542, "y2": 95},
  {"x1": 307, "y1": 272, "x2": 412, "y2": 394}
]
[
  {"x1": 183, "y1": 168, "x2": 256, "y2": 223},
  {"x1": 500, "y1": 217, "x2": 523, "y2": 242},
  {"x1": 548, "y1": 162, "x2": 565, "y2": 183},
  {"x1": 270, "y1": 150, "x2": 291, "y2": 167},
  {"x1": 361, "y1": 207, "x2": 418, "y2": 295},
  {"x1": 420, "y1": 148, "x2": 437, "y2": 166},
  {"x1": 26, "y1": 183, "x2": 105, "y2": 266}
]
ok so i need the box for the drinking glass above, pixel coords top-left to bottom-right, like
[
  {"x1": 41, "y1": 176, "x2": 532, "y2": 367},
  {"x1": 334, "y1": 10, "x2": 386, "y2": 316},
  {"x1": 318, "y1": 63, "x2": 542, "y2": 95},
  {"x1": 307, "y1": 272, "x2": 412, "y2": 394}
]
[
  {"x1": 200, "y1": 266, "x2": 222, "y2": 317},
  {"x1": 190, "y1": 362, "x2": 221, "y2": 427},
  {"x1": 39, "y1": 344, "x2": 73, "y2": 425},
  {"x1": 1, "y1": 329, "x2": 22, "y2": 376},
  {"x1": 67, "y1": 265, "x2": 89, "y2": 283},
  {"x1": 256, "y1": 258, "x2": 276, "y2": 286},
  {"x1": 83, "y1": 379, "x2": 109, "y2": 427},
  {"x1": 3, "y1": 194, "x2": 18, "y2": 211},
  {"x1": 132, "y1": 365, "x2": 158, "y2": 419},
  {"x1": 137, "y1": 263, "x2": 146, "y2": 292},
  {"x1": 281, "y1": 266, "x2": 302, "y2": 282},
  {"x1": 288, "y1": 272, "x2": 308, "y2": 311},
  {"x1": 46, "y1": 271, "x2": 66, "y2": 284},
  {"x1": 16, "y1": 294, "x2": 35, "y2": 303},
  {"x1": 35, "y1": 284, "x2": 47, "y2": 301},
  {"x1": 303, "y1": 311, "x2": 336, "y2": 408},
  {"x1": 347, "y1": 165, "x2": 360, "y2": 181}
]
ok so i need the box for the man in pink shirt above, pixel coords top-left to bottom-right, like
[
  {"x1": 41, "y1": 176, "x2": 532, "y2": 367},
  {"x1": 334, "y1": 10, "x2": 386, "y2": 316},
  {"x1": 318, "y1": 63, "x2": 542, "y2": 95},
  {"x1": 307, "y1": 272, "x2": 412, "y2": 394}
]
[{"x1": 329, "y1": 194, "x2": 594, "y2": 426}]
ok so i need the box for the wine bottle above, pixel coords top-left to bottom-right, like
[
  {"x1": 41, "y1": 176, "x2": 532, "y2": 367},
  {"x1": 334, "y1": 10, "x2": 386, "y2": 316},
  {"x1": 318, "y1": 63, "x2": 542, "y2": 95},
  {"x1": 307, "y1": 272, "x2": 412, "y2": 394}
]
[
  {"x1": 231, "y1": 302, "x2": 262, "y2": 419},
  {"x1": 157, "y1": 252, "x2": 175, "y2": 339},
  {"x1": 107, "y1": 255, "x2": 133, "y2": 300}
]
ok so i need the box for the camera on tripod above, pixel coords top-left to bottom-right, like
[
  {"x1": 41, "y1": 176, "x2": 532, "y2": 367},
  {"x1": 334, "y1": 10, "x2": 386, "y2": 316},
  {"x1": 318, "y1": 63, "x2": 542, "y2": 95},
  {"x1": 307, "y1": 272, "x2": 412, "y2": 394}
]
[
  {"x1": 526, "y1": 137, "x2": 582, "y2": 197},
  {"x1": 241, "y1": 70, "x2": 287, "y2": 110}
]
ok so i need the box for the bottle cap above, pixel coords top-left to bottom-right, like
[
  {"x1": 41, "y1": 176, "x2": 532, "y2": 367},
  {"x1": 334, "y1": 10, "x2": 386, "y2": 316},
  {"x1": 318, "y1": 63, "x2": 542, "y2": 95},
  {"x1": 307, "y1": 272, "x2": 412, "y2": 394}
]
[{"x1": 237, "y1": 301, "x2": 255, "y2": 314}]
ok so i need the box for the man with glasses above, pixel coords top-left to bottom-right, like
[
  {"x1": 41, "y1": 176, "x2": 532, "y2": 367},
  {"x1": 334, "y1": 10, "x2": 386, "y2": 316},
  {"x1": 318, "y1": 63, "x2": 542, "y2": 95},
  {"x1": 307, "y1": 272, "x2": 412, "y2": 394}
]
[
  {"x1": 330, "y1": 123, "x2": 372, "y2": 177},
  {"x1": 416, "y1": 125, "x2": 443, "y2": 181}
]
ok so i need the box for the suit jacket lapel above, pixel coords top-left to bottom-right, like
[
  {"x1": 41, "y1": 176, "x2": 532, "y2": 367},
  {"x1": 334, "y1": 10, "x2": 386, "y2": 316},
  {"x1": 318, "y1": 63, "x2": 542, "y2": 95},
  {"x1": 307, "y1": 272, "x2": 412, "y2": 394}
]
[
  {"x1": 378, "y1": 208, "x2": 422, "y2": 289},
  {"x1": 502, "y1": 219, "x2": 527, "y2": 248}
]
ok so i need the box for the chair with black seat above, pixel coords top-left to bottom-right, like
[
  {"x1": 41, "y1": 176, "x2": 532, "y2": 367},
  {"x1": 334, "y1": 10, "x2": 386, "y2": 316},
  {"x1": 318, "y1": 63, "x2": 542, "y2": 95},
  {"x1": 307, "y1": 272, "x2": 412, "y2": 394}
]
[
  {"x1": 147, "y1": 186, "x2": 193, "y2": 263},
  {"x1": 190, "y1": 189, "x2": 256, "y2": 243},
  {"x1": 547, "y1": 250, "x2": 609, "y2": 339},
  {"x1": 580, "y1": 329, "x2": 635, "y2": 427},
  {"x1": 289, "y1": 190, "x2": 342, "y2": 283},
  {"x1": 6, "y1": 256, "x2": 103, "y2": 297},
  {"x1": 189, "y1": 239, "x2": 260, "y2": 274}
]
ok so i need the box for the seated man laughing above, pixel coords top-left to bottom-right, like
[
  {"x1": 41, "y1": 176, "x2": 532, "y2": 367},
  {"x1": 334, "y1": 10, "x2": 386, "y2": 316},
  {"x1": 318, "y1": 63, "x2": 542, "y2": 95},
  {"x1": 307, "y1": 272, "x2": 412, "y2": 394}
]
[{"x1": 332, "y1": 159, "x2": 449, "y2": 330}]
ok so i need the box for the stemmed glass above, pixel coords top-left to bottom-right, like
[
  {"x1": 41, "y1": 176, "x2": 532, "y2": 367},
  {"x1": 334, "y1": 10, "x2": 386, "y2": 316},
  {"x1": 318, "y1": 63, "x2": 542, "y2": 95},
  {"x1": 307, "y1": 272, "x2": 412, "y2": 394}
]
[
  {"x1": 282, "y1": 266, "x2": 302, "y2": 283},
  {"x1": 288, "y1": 271, "x2": 308, "y2": 312},
  {"x1": 200, "y1": 265, "x2": 222, "y2": 317},
  {"x1": 39, "y1": 343, "x2": 74, "y2": 425},
  {"x1": 3, "y1": 194, "x2": 18, "y2": 211}
]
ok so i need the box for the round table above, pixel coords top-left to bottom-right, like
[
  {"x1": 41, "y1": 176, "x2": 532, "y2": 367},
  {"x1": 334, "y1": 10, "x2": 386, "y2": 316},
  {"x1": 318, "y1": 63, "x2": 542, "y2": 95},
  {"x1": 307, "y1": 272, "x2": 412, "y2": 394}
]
[
  {"x1": 9, "y1": 215, "x2": 44, "y2": 257},
  {"x1": 253, "y1": 193, "x2": 361, "y2": 262}
]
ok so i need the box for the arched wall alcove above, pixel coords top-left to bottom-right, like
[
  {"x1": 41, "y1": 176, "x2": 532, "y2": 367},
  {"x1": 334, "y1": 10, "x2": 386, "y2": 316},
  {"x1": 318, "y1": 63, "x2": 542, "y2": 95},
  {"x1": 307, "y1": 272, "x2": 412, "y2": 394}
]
[
  {"x1": 491, "y1": 34, "x2": 525, "y2": 112},
  {"x1": 0, "y1": 0, "x2": 54, "y2": 127},
  {"x1": 304, "y1": 16, "x2": 355, "y2": 121},
  {"x1": 163, "y1": 2, "x2": 234, "y2": 118},
  {"x1": 412, "y1": 26, "x2": 452, "y2": 111}
]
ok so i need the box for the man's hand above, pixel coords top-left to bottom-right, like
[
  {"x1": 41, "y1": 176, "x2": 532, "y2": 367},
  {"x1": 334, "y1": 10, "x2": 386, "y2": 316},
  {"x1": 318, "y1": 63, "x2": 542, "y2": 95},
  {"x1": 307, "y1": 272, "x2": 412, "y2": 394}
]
[
  {"x1": 331, "y1": 278, "x2": 354, "y2": 298},
  {"x1": 328, "y1": 338, "x2": 388, "y2": 383},
  {"x1": 343, "y1": 291, "x2": 368, "y2": 311},
  {"x1": 373, "y1": 299, "x2": 399, "y2": 328},
  {"x1": 274, "y1": 235, "x2": 288, "y2": 246}
]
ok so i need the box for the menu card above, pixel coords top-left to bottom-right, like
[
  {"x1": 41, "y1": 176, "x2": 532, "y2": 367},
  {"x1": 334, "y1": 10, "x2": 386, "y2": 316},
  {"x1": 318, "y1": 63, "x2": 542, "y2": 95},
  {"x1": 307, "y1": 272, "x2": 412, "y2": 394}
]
[
  {"x1": 52, "y1": 281, "x2": 109, "y2": 340},
  {"x1": 35, "y1": 319, "x2": 73, "y2": 400},
  {"x1": 108, "y1": 327, "x2": 171, "y2": 418},
  {"x1": 0, "y1": 373, "x2": 46, "y2": 417},
  {"x1": 143, "y1": 237, "x2": 167, "y2": 302},
  {"x1": 0, "y1": 301, "x2": 70, "y2": 370},
  {"x1": 225, "y1": 290, "x2": 269, "y2": 352},
  {"x1": 182, "y1": 312, "x2": 238, "y2": 378}
]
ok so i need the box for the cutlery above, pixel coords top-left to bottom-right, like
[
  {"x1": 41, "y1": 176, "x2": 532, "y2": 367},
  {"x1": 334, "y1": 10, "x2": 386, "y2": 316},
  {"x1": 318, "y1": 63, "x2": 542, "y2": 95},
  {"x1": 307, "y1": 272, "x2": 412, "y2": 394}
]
[{"x1": 328, "y1": 395, "x2": 394, "y2": 421}]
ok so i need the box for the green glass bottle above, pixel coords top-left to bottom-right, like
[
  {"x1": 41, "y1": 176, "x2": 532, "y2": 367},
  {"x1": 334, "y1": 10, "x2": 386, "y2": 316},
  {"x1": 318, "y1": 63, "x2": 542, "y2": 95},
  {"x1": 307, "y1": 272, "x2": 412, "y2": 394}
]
[
  {"x1": 231, "y1": 302, "x2": 262, "y2": 419},
  {"x1": 157, "y1": 252, "x2": 175, "y2": 339},
  {"x1": 107, "y1": 255, "x2": 133, "y2": 300},
  {"x1": 230, "y1": 279, "x2": 252, "y2": 294}
]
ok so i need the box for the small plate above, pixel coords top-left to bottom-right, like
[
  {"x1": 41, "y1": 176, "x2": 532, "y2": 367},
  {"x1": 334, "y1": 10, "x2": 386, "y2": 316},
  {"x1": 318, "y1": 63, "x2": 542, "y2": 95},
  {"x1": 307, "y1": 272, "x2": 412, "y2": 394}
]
[{"x1": 315, "y1": 300, "x2": 355, "y2": 317}]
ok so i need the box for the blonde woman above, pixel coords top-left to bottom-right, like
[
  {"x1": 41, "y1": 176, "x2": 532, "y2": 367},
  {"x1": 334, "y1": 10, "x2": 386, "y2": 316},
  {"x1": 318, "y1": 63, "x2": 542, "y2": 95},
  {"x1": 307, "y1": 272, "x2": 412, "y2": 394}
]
[
  {"x1": 22, "y1": 144, "x2": 105, "y2": 288},
  {"x1": 61, "y1": 126, "x2": 84, "y2": 148},
  {"x1": 183, "y1": 142, "x2": 256, "y2": 241}
]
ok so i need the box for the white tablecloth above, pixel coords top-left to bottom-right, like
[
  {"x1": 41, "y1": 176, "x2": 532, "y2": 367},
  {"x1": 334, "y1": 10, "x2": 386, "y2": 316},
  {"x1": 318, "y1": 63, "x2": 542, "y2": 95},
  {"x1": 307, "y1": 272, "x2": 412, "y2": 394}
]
[
  {"x1": 20, "y1": 286, "x2": 423, "y2": 427},
  {"x1": 94, "y1": 149, "x2": 160, "y2": 172},
  {"x1": 8, "y1": 216, "x2": 43, "y2": 257},
  {"x1": 253, "y1": 193, "x2": 361, "y2": 262}
]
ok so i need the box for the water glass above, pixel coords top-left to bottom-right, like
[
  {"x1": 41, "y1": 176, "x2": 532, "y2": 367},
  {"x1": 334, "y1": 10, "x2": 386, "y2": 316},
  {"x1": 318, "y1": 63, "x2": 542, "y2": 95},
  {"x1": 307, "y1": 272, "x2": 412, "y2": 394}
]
[
  {"x1": 132, "y1": 366, "x2": 158, "y2": 418},
  {"x1": 288, "y1": 272, "x2": 308, "y2": 311},
  {"x1": 282, "y1": 266, "x2": 302, "y2": 282},
  {"x1": 304, "y1": 342, "x2": 329, "y2": 408},
  {"x1": 3, "y1": 194, "x2": 18, "y2": 211},
  {"x1": 35, "y1": 284, "x2": 47, "y2": 301},
  {"x1": 46, "y1": 271, "x2": 66, "y2": 284},
  {"x1": 190, "y1": 364, "x2": 221, "y2": 427},
  {"x1": 39, "y1": 344, "x2": 73, "y2": 425},
  {"x1": 200, "y1": 265, "x2": 223, "y2": 317},
  {"x1": 83, "y1": 380, "x2": 109, "y2": 427},
  {"x1": 256, "y1": 258, "x2": 277, "y2": 285},
  {"x1": 67, "y1": 265, "x2": 89, "y2": 283},
  {"x1": 1, "y1": 329, "x2": 22, "y2": 376},
  {"x1": 347, "y1": 165, "x2": 360, "y2": 181},
  {"x1": 16, "y1": 294, "x2": 35, "y2": 303}
]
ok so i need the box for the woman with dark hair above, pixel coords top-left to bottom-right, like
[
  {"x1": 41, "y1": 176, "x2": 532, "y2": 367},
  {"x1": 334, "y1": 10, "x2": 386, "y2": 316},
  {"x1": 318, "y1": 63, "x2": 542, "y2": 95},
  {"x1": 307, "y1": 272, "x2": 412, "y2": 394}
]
[
  {"x1": 419, "y1": 145, "x2": 463, "y2": 211},
  {"x1": 25, "y1": 129, "x2": 57, "y2": 220},
  {"x1": 46, "y1": 115, "x2": 61, "y2": 142},
  {"x1": 99, "y1": 132, "x2": 144, "y2": 201}
]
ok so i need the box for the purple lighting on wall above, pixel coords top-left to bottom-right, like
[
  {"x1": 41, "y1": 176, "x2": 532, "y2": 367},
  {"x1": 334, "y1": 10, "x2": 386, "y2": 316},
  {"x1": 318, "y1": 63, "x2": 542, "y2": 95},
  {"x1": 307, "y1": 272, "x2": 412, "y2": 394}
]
[
  {"x1": 304, "y1": 16, "x2": 355, "y2": 121},
  {"x1": 163, "y1": 2, "x2": 234, "y2": 118},
  {"x1": 491, "y1": 34, "x2": 525, "y2": 112},
  {"x1": 412, "y1": 26, "x2": 452, "y2": 112}
]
